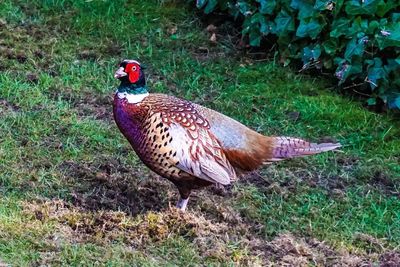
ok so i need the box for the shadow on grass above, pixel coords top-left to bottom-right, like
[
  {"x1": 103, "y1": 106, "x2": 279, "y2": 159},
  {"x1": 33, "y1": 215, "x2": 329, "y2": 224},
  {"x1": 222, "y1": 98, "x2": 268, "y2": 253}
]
[{"x1": 58, "y1": 157, "x2": 174, "y2": 216}]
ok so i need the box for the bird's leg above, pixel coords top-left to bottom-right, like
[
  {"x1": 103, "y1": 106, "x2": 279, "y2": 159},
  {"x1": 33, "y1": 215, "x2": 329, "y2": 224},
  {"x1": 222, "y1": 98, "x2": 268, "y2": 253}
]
[
  {"x1": 176, "y1": 186, "x2": 191, "y2": 211},
  {"x1": 176, "y1": 197, "x2": 189, "y2": 211}
]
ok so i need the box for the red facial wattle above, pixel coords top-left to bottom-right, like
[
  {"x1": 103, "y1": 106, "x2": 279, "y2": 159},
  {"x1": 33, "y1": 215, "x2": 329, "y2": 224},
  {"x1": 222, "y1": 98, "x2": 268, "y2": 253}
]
[{"x1": 126, "y1": 63, "x2": 140, "y2": 83}]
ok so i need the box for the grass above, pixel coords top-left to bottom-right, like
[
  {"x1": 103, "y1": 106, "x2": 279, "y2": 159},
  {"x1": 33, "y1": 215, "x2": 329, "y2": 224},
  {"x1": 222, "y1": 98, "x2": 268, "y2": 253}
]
[{"x1": 0, "y1": 0, "x2": 399, "y2": 265}]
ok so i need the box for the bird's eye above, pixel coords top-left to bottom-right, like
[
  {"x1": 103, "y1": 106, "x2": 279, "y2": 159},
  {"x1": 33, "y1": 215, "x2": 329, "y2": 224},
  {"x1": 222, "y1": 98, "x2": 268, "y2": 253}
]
[{"x1": 132, "y1": 66, "x2": 137, "y2": 71}]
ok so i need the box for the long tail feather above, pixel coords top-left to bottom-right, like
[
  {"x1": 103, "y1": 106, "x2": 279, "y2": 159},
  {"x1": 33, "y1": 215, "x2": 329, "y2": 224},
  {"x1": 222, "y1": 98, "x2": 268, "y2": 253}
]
[{"x1": 270, "y1": 136, "x2": 341, "y2": 161}]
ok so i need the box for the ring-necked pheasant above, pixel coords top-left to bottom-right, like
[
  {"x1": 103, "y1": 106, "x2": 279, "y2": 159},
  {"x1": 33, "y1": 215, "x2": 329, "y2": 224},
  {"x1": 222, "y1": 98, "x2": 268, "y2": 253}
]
[{"x1": 113, "y1": 59, "x2": 341, "y2": 211}]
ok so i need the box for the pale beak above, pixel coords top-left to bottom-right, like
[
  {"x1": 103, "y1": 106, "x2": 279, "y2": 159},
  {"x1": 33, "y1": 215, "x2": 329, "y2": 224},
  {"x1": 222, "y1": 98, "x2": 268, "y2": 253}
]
[{"x1": 114, "y1": 67, "x2": 127, "y2": 79}]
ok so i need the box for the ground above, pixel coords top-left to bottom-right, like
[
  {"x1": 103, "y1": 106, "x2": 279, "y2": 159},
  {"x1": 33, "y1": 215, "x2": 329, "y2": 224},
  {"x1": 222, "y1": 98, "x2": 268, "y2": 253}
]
[{"x1": 0, "y1": 0, "x2": 399, "y2": 266}]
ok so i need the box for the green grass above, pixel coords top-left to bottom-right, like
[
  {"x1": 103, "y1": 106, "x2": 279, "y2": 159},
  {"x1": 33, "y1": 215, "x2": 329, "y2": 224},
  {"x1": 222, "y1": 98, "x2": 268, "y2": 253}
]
[{"x1": 0, "y1": 0, "x2": 399, "y2": 265}]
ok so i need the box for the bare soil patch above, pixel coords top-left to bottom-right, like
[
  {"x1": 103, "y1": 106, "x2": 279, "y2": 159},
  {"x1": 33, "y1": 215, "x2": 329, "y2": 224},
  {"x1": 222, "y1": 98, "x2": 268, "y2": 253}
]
[
  {"x1": 370, "y1": 171, "x2": 399, "y2": 197},
  {"x1": 21, "y1": 198, "x2": 392, "y2": 266},
  {"x1": 74, "y1": 94, "x2": 113, "y2": 122},
  {"x1": 261, "y1": 233, "x2": 370, "y2": 266},
  {"x1": 59, "y1": 159, "x2": 173, "y2": 215},
  {"x1": 47, "y1": 86, "x2": 114, "y2": 122},
  {"x1": 22, "y1": 198, "x2": 264, "y2": 264},
  {"x1": 380, "y1": 251, "x2": 400, "y2": 267},
  {"x1": 239, "y1": 153, "x2": 400, "y2": 200},
  {"x1": 0, "y1": 99, "x2": 20, "y2": 114}
]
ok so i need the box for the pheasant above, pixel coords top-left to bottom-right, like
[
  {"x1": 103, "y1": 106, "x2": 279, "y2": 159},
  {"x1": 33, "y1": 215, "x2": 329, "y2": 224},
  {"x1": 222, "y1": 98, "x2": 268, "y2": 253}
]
[{"x1": 113, "y1": 59, "x2": 341, "y2": 211}]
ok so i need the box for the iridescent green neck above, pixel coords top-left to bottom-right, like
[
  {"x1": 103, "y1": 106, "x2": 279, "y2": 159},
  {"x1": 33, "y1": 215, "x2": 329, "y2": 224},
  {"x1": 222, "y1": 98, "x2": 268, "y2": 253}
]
[{"x1": 117, "y1": 84, "x2": 148, "y2": 94}]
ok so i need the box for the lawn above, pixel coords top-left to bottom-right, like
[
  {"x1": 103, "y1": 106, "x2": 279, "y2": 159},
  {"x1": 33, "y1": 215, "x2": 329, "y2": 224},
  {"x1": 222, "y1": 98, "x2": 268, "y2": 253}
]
[{"x1": 0, "y1": 0, "x2": 399, "y2": 266}]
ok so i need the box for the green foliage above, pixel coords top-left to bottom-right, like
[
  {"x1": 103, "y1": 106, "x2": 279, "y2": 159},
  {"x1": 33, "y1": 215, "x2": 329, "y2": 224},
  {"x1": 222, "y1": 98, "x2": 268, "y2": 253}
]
[
  {"x1": 196, "y1": 0, "x2": 400, "y2": 109},
  {"x1": 1, "y1": 0, "x2": 400, "y2": 265}
]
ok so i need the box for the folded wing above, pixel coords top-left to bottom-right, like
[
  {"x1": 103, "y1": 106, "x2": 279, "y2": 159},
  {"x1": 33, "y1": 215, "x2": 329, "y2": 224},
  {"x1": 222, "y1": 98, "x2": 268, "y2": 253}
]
[{"x1": 168, "y1": 122, "x2": 236, "y2": 185}]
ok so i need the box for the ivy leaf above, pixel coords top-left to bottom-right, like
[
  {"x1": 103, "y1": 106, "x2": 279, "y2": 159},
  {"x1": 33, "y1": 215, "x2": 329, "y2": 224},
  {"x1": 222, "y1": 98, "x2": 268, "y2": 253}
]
[
  {"x1": 367, "y1": 58, "x2": 386, "y2": 90},
  {"x1": 379, "y1": 18, "x2": 388, "y2": 27},
  {"x1": 204, "y1": 0, "x2": 218, "y2": 14},
  {"x1": 335, "y1": 58, "x2": 363, "y2": 84},
  {"x1": 333, "y1": 0, "x2": 345, "y2": 17},
  {"x1": 384, "y1": 58, "x2": 400, "y2": 73},
  {"x1": 249, "y1": 13, "x2": 275, "y2": 36},
  {"x1": 392, "y1": 13, "x2": 400, "y2": 22},
  {"x1": 274, "y1": 10, "x2": 295, "y2": 34},
  {"x1": 314, "y1": 0, "x2": 332, "y2": 11},
  {"x1": 330, "y1": 18, "x2": 350, "y2": 37},
  {"x1": 194, "y1": 0, "x2": 400, "y2": 109},
  {"x1": 242, "y1": 16, "x2": 252, "y2": 34},
  {"x1": 324, "y1": 59, "x2": 333, "y2": 69},
  {"x1": 251, "y1": 12, "x2": 264, "y2": 24},
  {"x1": 290, "y1": 0, "x2": 315, "y2": 19},
  {"x1": 296, "y1": 18, "x2": 325, "y2": 39},
  {"x1": 323, "y1": 38, "x2": 339, "y2": 55},
  {"x1": 258, "y1": 0, "x2": 276, "y2": 14},
  {"x1": 346, "y1": 16, "x2": 369, "y2": 37},
  {"x1": 344, "y1": 36, "x2": 368, "y2": 60},
  {"x1": 260, "y1": 20, "x2": 276, "y2": 35},
  {"x1": 367, "y1": 20, "x2": 380, "y2": 34},
  {"x1": 376, "y1": 22, "x2": 400, "y2": 49},
  {"x1": 345, "y1": 0, "x2": 380, "y2": 15},
  {"x1": 237, "y1": 1, "x2": 252, "y2": 15},
  {"x1": 196, "y1": 0, "x2": 207, "y2": 8},
  {"x1": 302, "y1": 45, "x2": 322, "y2": 66},
  {"x1": 388, "y1": 94, "x2": 400, "y2": 109},
  {"x1": 367, "y1": 97, "x2": 377, "y2": 105},
  {"x1": 245, "y1": 14, "x2": 264, "y2": 45},
  {"x1": 249, "y1": 28, "x2": 262, "y2": 46},
  {"x1": 376, "y1": 0, "x2": 396, "y2": 17}
]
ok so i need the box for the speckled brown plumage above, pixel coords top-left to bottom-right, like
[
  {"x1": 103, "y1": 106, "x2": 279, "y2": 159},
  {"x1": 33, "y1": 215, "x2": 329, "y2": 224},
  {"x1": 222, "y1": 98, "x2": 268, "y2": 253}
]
[
  {"x1": 114, "y1": 94, "x2": 235, "y2": 201},
  {"x1": 113, "y1": 60, "x2": 342, "y2": 211}
]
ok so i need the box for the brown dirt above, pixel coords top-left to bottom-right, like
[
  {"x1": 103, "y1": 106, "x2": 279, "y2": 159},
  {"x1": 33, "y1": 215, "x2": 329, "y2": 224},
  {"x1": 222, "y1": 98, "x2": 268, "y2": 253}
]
[
  {"x1": 59, "y1": 159, "x2": 174, "y2": 215},
  {"x1": 192, "y1": 46, "x2": 228, "y2": 62},
  {"x1": 239, "y1": 170, "x2": 273, "y2": 188},
  {"x1": 47, "y1": 87, "x2": 114, "y2": 122},
  {"x1": 77, "y1": 93, "x2": 114, "y2": 121},
  {"x1": 43, "y1": 135, "x2": 64, "y2": 149},
  {"x1": 22, "y1": 198, "x2": 392, "y2": 266},
  {"x1": 337, "y1": 155, "x2": 360, "y2": 171},
  {"x1": 238, "y1": 166, "x2": 305, "y2": 197},
  {"x1": 239, "y1": 154, "x2": 365, "y2": 198},
  {"x1": 58, "y1": 157, "x2": 244, "y2": 219},
  {"x1": 370, "y1": 171, "x2": 399, "y2": 197},
  {"x1": 260, "y1": 233, "x2": 376, "y2": 266},
  {"x1": 78, "y1": 50, "x2": 99, "y2": 61},
  {"x1": 353, "y1": 232, "x2": 386, "y2": 254},
  {"x1": 286, "y1": 111, "x2": 301, "y2": 122},
  {"x1": 0, "y1": 99, "x2": 20, "y2": 114},
  {"x1": 22, "y1": 199, "x2": 263, "y2": 264},
  {"x1": 26, "y1": 72, "x2": 39, "y2": 84},
  {"x1": 0, "y1": 20, "x2": 62, "y2": 86},
  {"x1": 380, "y1": 251, "x2": 400, "y2": 267},
  {"x1": 103, "y1": 43, "x2": 122, "y2": 56},
  {"x1": 23, "y1": 147, "x2": 396, "y2": 266}
]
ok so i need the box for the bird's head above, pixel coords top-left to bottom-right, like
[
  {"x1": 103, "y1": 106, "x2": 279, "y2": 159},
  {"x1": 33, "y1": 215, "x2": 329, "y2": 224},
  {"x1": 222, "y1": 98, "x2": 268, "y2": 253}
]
[{"x1": 114, "y1": 59, "x2": 146, "y2": 87}]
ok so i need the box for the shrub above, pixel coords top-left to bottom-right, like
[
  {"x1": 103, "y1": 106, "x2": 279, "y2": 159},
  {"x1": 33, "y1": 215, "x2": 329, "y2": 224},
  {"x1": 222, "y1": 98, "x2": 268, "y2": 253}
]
[{"x1": 195, "y1": 0, "x2": 400, "y2": 109}]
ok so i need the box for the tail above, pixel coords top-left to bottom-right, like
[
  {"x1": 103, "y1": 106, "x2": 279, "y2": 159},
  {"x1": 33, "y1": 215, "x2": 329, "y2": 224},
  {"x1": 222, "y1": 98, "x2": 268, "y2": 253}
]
[{"x1": 269, "y1": 136, "x2": 341, "y2": 161}]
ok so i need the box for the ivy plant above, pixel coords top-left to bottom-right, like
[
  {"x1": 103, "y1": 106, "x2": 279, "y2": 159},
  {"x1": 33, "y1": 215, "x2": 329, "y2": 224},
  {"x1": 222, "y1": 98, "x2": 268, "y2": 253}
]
[{"x1": 196, "y1": 0, "x2": 400, "y2": 109}]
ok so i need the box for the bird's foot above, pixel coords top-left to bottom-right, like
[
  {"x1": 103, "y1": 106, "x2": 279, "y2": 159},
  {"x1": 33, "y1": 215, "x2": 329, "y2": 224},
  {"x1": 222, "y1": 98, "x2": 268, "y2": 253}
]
[{"x1": 176, "y1": 197, "x2": 189, "y2": 212}]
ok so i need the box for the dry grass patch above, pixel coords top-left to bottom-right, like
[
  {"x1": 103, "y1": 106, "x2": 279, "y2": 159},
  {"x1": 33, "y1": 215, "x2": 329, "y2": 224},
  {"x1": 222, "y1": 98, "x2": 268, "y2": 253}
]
[
  {"x1": 21, "y1": 197, "x2": 399, "y2": 266},
  {"x1": 21, "y1": 198, "x2": 265, "y2": 264}
]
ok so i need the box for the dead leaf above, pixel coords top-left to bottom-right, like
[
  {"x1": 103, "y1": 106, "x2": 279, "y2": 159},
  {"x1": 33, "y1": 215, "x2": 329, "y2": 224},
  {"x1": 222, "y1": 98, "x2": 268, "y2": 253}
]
[
  {"x1": 210, "y1": 33, "x2": 217, "y2": 43},
  {"x1": 168, "y1": 25, "x2": 177, "y2": 35},
  {"x1": 286, "y1": 111, "x2": 300, "y2": 121},
  {"x1": 206, "y1": 24, "x2": 217, "y2": 33}
]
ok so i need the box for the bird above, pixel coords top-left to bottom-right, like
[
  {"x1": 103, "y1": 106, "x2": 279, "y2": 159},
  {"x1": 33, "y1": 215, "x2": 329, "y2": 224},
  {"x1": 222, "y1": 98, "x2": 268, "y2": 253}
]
[{"x1": 113, "y1": 59, "x2": 341, "y2": 211}]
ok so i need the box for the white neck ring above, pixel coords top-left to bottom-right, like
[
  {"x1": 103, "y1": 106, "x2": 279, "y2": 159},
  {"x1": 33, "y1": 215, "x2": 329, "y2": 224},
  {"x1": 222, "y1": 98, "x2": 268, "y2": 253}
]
[{"x1": 117, "y1": 92, "x2": 149, "y2": 104}]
